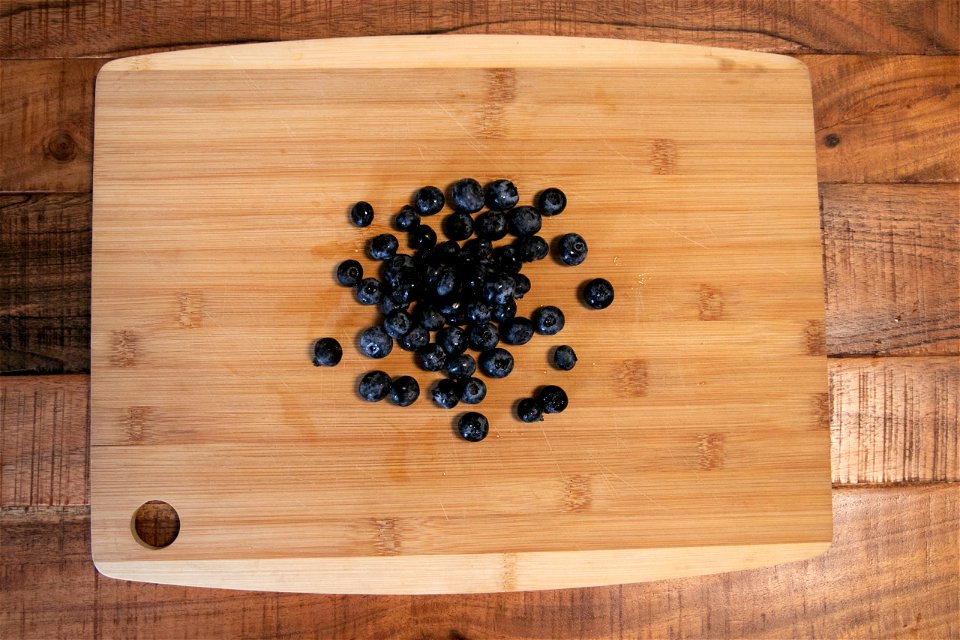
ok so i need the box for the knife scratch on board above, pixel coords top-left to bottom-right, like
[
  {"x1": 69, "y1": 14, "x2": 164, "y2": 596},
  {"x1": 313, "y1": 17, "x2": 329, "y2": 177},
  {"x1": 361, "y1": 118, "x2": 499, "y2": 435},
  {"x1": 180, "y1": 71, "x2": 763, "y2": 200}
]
[{"x1": 638, "y1": 214, "x2": 709, "y2": 249}]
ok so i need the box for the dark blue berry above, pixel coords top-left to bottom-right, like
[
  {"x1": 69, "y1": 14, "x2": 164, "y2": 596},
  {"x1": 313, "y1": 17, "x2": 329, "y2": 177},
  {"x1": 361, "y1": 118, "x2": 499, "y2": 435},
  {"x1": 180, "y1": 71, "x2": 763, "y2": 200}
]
[
  {"x1": 492, "y1": 245, "x2": 521, "y2": 274},
  {"x1": 457, "y1": 412, "x2": 489, "y2": 441},
  {"x1": 430, "y1": 265, "x2": 458, "y2": 297},
  {"x1": 481, "y1": 274, "x2": 516, "y2": 306},
  {"x1": 417, "y1": 343, "x2": 447, "y2": 372},
  {"x1": 432, "y1": 240, "x2": 460, "y2": 265},
  {"x1": 388, "y1": 282, "x2": 417, "y2": 306},
  {"x1": 355, "y1": 278, "x2": 382, "y2": 305},
  {"x1": 413, "y1": 304, "x2": 445, "y2": 331},
  {"x1": 492, "y1": 299, "x2": 517, "y2": 323},
  {"x1": 435, "y1": 299, "x2": 464, "y2": 324},
  {"x1": 312, "y1": 337, "x2": 342, "y2": 366},
  {"x1": 484, "y1": 179, "x2": 519, "y2": 211},
  {"x1": 379, "y1": 294, "x2": 402, "y2": 315},
  {"x1": 500, "y1": 317, "x2": 534, "y2": 345},
  {"x1": 537, "y1": 188, "x2": 566, "y2": 216},
  {"x1": 475, "y1": 211, "x2": 508, "y2": 240},
  {"x1": 479, "y1": 347, "x2": 514, "y2": 379},
  {"x1": 459, "y1": 377, "x2": 487, "y2": 404},
  {"x1": 336, "y1": 259, "x2": 363, "y2": 287},
  {"x1": 553, "y1": 345, "x2": 577, "y2": 370},
  {"x1": 468, "y1": 322, "x2": 499, "y2": 351},
  {"x1": 408, "y1": 225, "x2": 437, "y2": 251},
  {"x1": 450, "y1": 178, "x2": 484, "y2": 213},
  {"x1": 414, "y1": 186, "x2": 445, "y2": 216},
  {"x1": 465, "y1": 301, "x2": 491, "y2": 324},
  {"x1": 533, "y1": 306, "x2": 565, "y2": 335},
  {"x1": 443, "y1": 212, "x2": 474, "y2": 241},
  {"x1": 556, "y1": 233, "x2": 587, "y2": 266},
  {"x1": 517, "y1": 398, "x2": 544, "y2": 423},
  {"x1": 515, "y1": 236, "x2": 548, "y2": 262},
  {"x1": 461, "y1": 237, "x2": 493, "y2": 261},
  {"x1": 507, "y1": 206, "x2": 542, "y2": 237},
  {"x1": 437, "y1": 326, "x2": 468, "y2": 355},
  {"x1": 359, "y1": 326, "x2": 393, "y2": 359},
  {"x1": 431, "y1": 379, "x2": 460, "y2": 409},
  {"x1": 583, "y1": 278, "x2": 615, "y2": 309},
  {"x1": 444, "y1": 353, "x2": 477, "y2": 378},
  {"x1": 350, "y1": 201, "x2": 374, "y2": 227},
  {"x1": 512, "y1": 273, "x2": 531, "y2": 299},
  {"x1": 368, "y1": 233, "x2": 399, "y2": 260},
  {"x1": 389, "y1": 376, "x2": 420, "y2": 407},
  {"x1": 383, "y1": 309, "x2": 413, "y2": 339},
  {"x1": 538, "y1": 385, "x2": 568, "y2": 413},
  {"x1": 395, "y1": 204, "x2": 421, "y2": 231},
  {"x1": 399, "y1": 326, "x2": 429, "y2": 351},
  {"x1": 358, "y1": 370, "x2": 391, "y2": 401}
]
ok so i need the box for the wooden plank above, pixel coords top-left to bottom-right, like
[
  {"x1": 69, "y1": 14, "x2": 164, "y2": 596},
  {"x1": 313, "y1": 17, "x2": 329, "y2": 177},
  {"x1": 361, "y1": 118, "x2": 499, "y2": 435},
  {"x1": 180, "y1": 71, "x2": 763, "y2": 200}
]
[
  {"x1": 822, "y1": 184, "x2": 960, "y2": 356},
  {"x1": 0, "y1": 194, "x2": 91, "y2": 374},
  {"x1": 0, "y1": 59, "x2": 105, "y2": 193},
  {"x1": 0, "y1": 375, "x2": 89, "y2": 508},
  {"x1": 803, "y1": 55, "x2": 960, "y2": 183},
  {"x1": 2, "y1": 0, "x2": 957, "y2": 58},
  {"x1": 830, "y1": 357, "x2": 959, "y2": 485},
  {"x1": 2, "y1": 485, "x2": 956, "y2": 638}
]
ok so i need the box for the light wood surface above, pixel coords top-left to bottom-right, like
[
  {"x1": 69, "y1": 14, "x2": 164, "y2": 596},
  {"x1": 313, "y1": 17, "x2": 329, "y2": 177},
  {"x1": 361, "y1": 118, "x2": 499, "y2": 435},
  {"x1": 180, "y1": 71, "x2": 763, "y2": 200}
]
[{"x1": 89, "y1": 35, "x2": 828, "y2": 593}]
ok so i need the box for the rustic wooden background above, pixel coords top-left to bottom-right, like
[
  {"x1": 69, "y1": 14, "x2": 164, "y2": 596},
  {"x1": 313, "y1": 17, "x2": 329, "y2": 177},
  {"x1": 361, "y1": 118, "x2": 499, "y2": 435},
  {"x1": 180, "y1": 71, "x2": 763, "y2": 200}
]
[{"x1": 1, "y1": 1, "x2": 958, "y2": 637}]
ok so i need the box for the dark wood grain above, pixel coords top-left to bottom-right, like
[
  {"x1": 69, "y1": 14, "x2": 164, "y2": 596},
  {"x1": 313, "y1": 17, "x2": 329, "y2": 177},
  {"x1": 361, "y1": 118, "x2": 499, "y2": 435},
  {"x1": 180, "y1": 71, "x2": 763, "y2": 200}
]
[
  {"x1": 2, "y1": 485, "x2": 956, "y2": 639},
  {"x1": 804, "y1": 55, "x2": 960, "y2": 183},
  {"x1": 0, "y1": 194, "x2": 91, "y2": 374},
  {"x1": 822, "y1": 184, "x2": 960, "y2": 356},
  {"x1": 3, "y1": 0, "x2": 958, "y2": 59}
]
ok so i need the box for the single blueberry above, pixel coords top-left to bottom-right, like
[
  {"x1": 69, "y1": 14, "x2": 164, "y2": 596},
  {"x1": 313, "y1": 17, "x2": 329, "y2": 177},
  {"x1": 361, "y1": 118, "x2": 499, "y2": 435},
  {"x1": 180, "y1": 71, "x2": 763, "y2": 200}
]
[
  {"x1": 492, "y1": 245, "x2": 522, "y2": 274},
  {"x1": 350, "y1": 201, "x2": 374, "y2": 227},
  {"x1": 417, "y1": 343, "x2": 447, "y2": 372},
  {"x1": 461, "y1": 237, "x2": 493, "y2": 261},
  {"x1": 500, "y1": 317, "x2": 534, "y2": 345},
  {"x1": 468, "y1": 322, "x2": 499, "y2": 351},
  {"x1": 312, "y1": 337, "x2": 342, "y2": 366},
  {"x1": 538, "y1": 385, "x2": 568, "y2": 413},
  {"x1": 484, "y1": 179, "x2": 519, "y2": 211},
  {"x1": 414, "y1": 186, "x2": 445, "y2": 216},
  {"x1": 475, "y1": 211, "x2": 509, "y2": 241},
  {"x1": 399, "y1": 326, "x2": 429, "y2": 351},
  {"x1": 378, "y1": 294, "x2": 402, "y2": 316},
  {"x1": 437, "y1": 325, "x2": 468, "y2": 356},
  {"x1": 556, "y1": 233, "x2": 588, "y2": 266},
  {"x1": 457, "y1": 411, "x2": 489, "y2": 442},
  {"x1": 532, "y1": 306, "x2": 565, "y2": 335},
  {"x1": 355, "y1": 278, "x2": 382, "y2": 305},
  {"x1": 507, "y1": 206, "x2": 542, "y2": 237},
  {"x1": 515, "y1": 235, "x2": 549, "y2": 262},
  {"x1": 409, "y1": 225, "x2": 437, "y2": 251},
  {"x1": 431, "y1": 379, "x2": 460, "y2": 409},
  {"x1": 431, "y1": 265, "x2": 458, "y2": 297},
  {"x1": 395, "y1": 204, "x2": 421, "y2": 231},
  {"x1": 449, "y1": 178, "x2": 485, "y2": 213},
  {"x1": 443, "y1": 212, "x2": 474, "y2": 241},
  {"x1": 583, "y1": 278, "x2": 615, "y2": 309},
  {"x1": 383, "y1": 309, "x2": 413, "y2": 339},
  {"x1": 517, "y1": 397, "x2": 544, "y2": 423},
  {"x1": 368, "y1": 233, "x2": 399, "y2": 260},
  {"x1": 432, "y1": 240, "x2": 461, "y2": 265},
  {"x1": 413, "y1": 304, "x2": 445, "y2": 331},
  {"x1": 492, "y1": 299, "x2": 517, "y2": 323},
  {"x1": 536, "y1": 188, "x2": 566, "y2": 216},
  {"x1": 553, "y1": 345, "x2": 578, "y2": 371},
  {"x1": 458, "y1": 377, "x2": 488, "y2": 405},
  {"x1": 479, "y1": 347, "x2": 514, "y2": 379},
  {"x1": 481, "y1": 274, "x2": 516, "y2": 306},
  {"x1": 444, "y1": 353, "x2": 477, "y2": 378},
  {"x1": 359, "y1": 326, "x2": 393, "y2": 359},
  {"x1": 336, "y1": 259, "x2": 363, "y2": 287},
  {"x1": 389, "y1": 375, "x2": 420, "y2": 407},
  {"x1": 512, "y1": 273, "x2": 531, "y2": 299},
  {"x1": 464, "y1": 301, "x2": 492, "y2": 324},
  {"x1": 358, "y1": 370, "x2": 391, "y2": 402}
]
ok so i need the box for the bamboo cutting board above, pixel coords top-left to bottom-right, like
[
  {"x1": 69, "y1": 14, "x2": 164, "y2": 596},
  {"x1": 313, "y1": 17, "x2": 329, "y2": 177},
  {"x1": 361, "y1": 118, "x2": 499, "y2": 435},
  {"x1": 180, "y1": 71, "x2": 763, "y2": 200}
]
[{"x1": 90, "y1": 35, "x2": 830, "y2": 594}]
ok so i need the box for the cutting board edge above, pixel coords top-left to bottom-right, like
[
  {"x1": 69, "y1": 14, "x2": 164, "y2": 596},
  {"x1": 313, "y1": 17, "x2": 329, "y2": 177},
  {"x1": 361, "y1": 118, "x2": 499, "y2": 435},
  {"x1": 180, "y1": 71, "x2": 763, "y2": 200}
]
[{"x1": 91, "y1": 539, "x2": 832, "y2": 594}]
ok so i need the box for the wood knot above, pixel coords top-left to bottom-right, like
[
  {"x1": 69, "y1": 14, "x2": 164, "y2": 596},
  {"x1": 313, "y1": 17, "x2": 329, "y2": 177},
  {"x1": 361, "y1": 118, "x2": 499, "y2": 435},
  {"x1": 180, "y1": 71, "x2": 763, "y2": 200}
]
[
  {"x1": 110, "y1": 330, "x2": 139, "y2": 367},
  {"x1": 698, "y1": 284, "x2": 724, "y2": 320},
  {"x1": 804, "y1": 319, "x2": 826, "y2": 356},
  {"x1": 651, "y1": 138, "x2": 676, "y2": 174},
  {"x1": 124, "y1": 406, "x2": 154, "y2": 443},
  {"x1": 563, "y1": 474, "x2": 591, "y2": 512},
  {"x1": 824, "y1": 133, "x2": 841, "y2": 148},
  {"x1": 814, "y1": 392, "x2": 830, "y2": 431},
  {"x1": 500, "y1": 552, "x2": 518, "y2": 591},
  {"x1": 177, "y1": 291, "x2": 204, "y2": 328},
  {"x1": 615, "y1": 359, "x2": 648, "y2": 397},
  {"x1": 479, "y1": 68, "x2": 516, "y2": 138},
  {"x1": 373, "y1": 518, "x2": 400, "y2": 556},
  {"x1": 698, "y1": 433, "x2": 726, "y2": 470},
  {"x1": 45, "y1": 130, "x2": 77, "y2": 162}
]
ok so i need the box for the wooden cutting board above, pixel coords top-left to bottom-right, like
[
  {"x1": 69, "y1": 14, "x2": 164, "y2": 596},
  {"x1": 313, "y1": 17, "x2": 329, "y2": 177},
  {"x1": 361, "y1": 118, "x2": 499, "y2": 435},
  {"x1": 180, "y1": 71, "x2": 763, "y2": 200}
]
[{"x1": 90, "y1": 35, "x2": 830, "y2": 594}]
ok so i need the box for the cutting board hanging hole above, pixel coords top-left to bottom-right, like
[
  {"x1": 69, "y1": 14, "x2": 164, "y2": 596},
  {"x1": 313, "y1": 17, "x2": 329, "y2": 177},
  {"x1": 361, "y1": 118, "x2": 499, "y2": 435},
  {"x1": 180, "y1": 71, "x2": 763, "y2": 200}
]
[{"x1": 131, "y1": 500, "x2": 180, "y2": 549}]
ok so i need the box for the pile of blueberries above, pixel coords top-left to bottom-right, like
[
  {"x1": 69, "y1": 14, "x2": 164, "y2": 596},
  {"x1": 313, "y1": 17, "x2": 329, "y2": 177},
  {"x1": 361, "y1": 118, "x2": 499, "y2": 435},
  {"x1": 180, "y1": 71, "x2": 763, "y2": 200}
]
[{"x1": 312, "y1": 178, "x2": 614, "y2": 442}]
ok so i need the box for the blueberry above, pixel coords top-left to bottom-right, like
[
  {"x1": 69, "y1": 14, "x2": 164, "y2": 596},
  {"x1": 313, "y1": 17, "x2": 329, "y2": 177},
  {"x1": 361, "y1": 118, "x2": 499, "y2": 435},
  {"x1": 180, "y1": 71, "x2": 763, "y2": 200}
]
[
  {"x1": 395, "y1": 204, "x2": 421, "y2": 231},
  {"x1": 336, "y1": 259, "x2": 363, "y2": 287},
  {"x1": 500, "y1": 317, "x2": 534, "y2": 345},
  {"x1": 492, "y1": 245, "x2": 521, "y2": 274},
  {"x1": 457, "y1": 411, "x2": 489, "y2": 442},
  {"x1": 358, "y1": 370, "x2": 391, "y2": 402},
  {"x1": 431, "y1": 379, "x2": 460, "y2": 409},
  {"x1": 414, "y1": 186, "x2": 445, "y2": 216},
  {"x1": 459, "y1": 265, "x2": 489, "y2": 296},
  {"x1": 475, "y1": 211, "x2": 508, "y2": 241},
  {"x1": 409, "y1": 225, "x2": 437, "y2": 251},
  {"x1": 481, "y1": 274, "x2": 516, "y2": 306},
  {"x1": 538, "y1": 385, "x2": 568, "y2": 413},
  {"x1": 515, "y1": 236, "x2": 549, "y2": 262},
  {"x1": 517, "y1": 398, "x2": 544, "y2": 423},
  {"x1": 437, "y1": 326, "x2": 468, "y2": 355},
  {"x1": 359, "y1": 326, "x2": 393, "y2": 359},
  {"x1": 388, "y1": 282, "x2": 417, "y2": 306},
  {"x1": 431, "y1": 265, "x2": 458, "y2": 297},
  {"x1": 385, "y1": 253, "x2": 416, "y2": 273},
  {"x1": 350, "y1": 201, "x2": 374, "y2": 227},
  {"x1": 479, "y1": 347, "x2": 514, "y2": 379},
  {"x1": 378, "y1": 294, "x2": 402, "y2": 315},
  {"x1": 450, "y1": 178, "x2": 485, "y2": 213},
  {"x1": 537, "y1": 188, "x2": 566, "y2": 216},
  {"x1": 383, "y1": 309, "x2": 413, "y2": 339},
  {"x1": 356, "y1": 278, "x2": 382, "y2": 305},
  {"x1": 492, "y1": 299, "x2": 517, "y2": 323},
  {"x1": 390, "y1": 376, "x2": 420, "y2": 407},
  {"x1": 399, "y1": 326, "x2": 429, "y2": 351},
  {"x1": 443, "y1": 212, "x2": 474, "y2": 241},
  {"x1": 417, "y1": 343, "x2": 447, "y2": 372},
  {"x1": 312, "y1": 337, "x2": 343, "y2": 366},
  {"x1": 553, "y1": 345, "x2": 577, "y2": 371},
  {"x1": 484, "y1": 179, "x2": 519, "y2": 211},
  {"x1": 459, "y1": 377, "x2": 488, "y2": 405},
  {"x1": 462, "y1": 238, "x2": 493, "y2": 261},
  {"x1": 468, "y1": 322, "x2": 499, "y2": 351},
  {"x1": 583, "y1": 278, "x2": 615, "y2": 309},
  {"x1": 532, "y1": 305, "x2": 565, "y2": 335},
  {"x1": 464, "y1": 301, "x2": 492, "y2": 324},
  {"x1": 368, "y1": 233, "x2": 399, "y2": 260},
  {"x1": 507, "y1": 206, "x2": 542, "y2": 237},
  {"x1": 444, "y1": 353, "x2": 477, "y2": 378},
  {"x1": 413, "y1": 304, "x2": 445, "y2": 331},
  {"x1": 512, "y1": 273, "x2": 531, "y2": 299},
  {"x1": 432, "y1": 240, "x2": 461, "y2": 265},
  {"x1": 556, "y1": 233, "x2": 587, "y2": 266},
  {"x1": 435, "y1": 299, "x2": 464, "y2": 324}
]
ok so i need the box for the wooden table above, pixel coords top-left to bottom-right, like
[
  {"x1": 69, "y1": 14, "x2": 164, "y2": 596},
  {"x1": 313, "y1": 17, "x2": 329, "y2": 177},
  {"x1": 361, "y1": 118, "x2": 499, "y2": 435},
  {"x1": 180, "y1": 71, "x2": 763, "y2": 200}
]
[{"x1": 1, "y1": 2, "x2": 957, "y2": 637}]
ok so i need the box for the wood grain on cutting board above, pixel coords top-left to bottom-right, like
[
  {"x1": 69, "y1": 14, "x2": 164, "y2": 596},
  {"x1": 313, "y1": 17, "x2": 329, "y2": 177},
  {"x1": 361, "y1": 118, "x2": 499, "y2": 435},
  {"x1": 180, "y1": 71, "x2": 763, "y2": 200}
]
[{"x1": 90, "y1": 35, "x2": 829, "y2": 594}]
